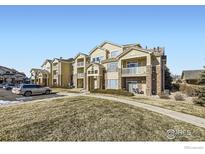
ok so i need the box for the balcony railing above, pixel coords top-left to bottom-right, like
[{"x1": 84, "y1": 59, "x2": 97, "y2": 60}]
[
  {"x1": 77, "y1": 62, "x2": 84, "y2": 67},
  {"x1": 52, "y1": 65, "x2": 58, "y2": 70},
  {"x1": 53, "y1": 74, "x2": 58, "y2": 79},
  {"x1": 122, "y1": 66, "x2": 146, "y2": 76},
  {"x1": 77, "y1": 73, "x2": 85, "y2": 78}
]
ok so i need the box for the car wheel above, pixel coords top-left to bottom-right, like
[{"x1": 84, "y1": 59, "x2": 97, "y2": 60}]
[
  {"x1": 24, "y1": 91, "x2": 32, "y2": 97},
  {"x1": 45, "y1": 90, "x2": 50, "y2": 95}
]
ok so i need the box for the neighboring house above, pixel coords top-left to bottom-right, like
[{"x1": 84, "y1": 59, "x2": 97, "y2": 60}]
[
  {"x1": 52, "y1": 58, "x2": 73, "y2": 87},
  {"x1": 0, "y1": 65, "x2": 26, "y2": 84},
  {"x1": 181, "y1": 70, "x2": 203, "y2": 84},
  {"x1": 73, "y1": 41, "x2": 167, "y2": 95}
]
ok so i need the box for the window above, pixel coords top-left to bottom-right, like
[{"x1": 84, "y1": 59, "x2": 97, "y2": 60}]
[
  {"x1": 53, "y1": 63, "x2": 58, "y2": 66},
  {"x1": 92, "y1": 56, "x2": 104, "y2": 63},
  {"x1": 111, "y1": 51, "x2": 120, "y2": 58},
  {"x1": 92, "y1": 58, "x2": 95, "y2": 63},
  {"x1": 95, "y1": 70, "x2": 98, "y2": 74},
  {"x1": 107, "y1": 79, "x2": 118, "y2": 89},
  {"x1": 35, "y1": 85, "x2": 42, "y2": 88},
  {"x1": 53, "y1": 70, "x2": 57, "y2": 75},
  {"x1": 127, "y1": 62, "x2": 138, "y2": 68},
  {"x1": 107, "y1": 62, "x2": 118, "y2": 72}
]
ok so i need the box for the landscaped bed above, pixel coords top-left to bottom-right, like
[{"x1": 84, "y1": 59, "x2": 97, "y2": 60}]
[
  {"x1": 90, "y1": 89, "x2": 134, "y2": 96},
  {"x1": 52, "y1": 88, "x2": 81, "y2": 93},
  {"x1": 0, "y1": 96, "x2": 204, "y2": 141}
]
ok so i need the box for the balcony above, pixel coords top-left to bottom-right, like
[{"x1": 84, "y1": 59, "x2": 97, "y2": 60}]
[
  {"x1": 121, "y1": 66, "x2": 146, "y2": 77},
  {"x1": 52, "y1": 65, "x2": 58, "y2": 70},
  {"x1": 77, "y1": 73, "x2": 85, "y2": 78},
  {"x1": 53, "y1": 74, "x2": 58, "y2": 79},
  {"x1": 77, "y1": 62, "x2": 84, "y2": 67}
]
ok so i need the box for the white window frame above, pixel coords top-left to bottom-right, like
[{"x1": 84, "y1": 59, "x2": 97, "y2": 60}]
[{"x1": 110, "y1": 50, "x2": 120, "y2": 58}]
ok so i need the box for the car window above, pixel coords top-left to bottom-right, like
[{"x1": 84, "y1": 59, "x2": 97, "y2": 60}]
[
  {"x1": 23, "y1": 85, "x2": 35, "y2": 88},
  {"x1": 35, "y1": 85, "x2": 41, "y2": 88}
]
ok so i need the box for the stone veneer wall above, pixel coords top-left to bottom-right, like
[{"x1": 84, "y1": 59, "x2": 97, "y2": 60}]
[
  {"x1": 118, "y1": 68, "x2": 122, "y2": 89},
  {"x1": 156, "y1": 65, "x2": 162, "y2": 94},
  {"x1": 146, "y1": 65, "x2": 152, "y2": 96},
  {"x1": 97, "y1": 76, "x2": 101, "y2": 89},
  {"x1": 83, "y1": 74, "x2": 87, "y2": 90},
  {"x1": 104, "y1": 72, "x2": 108, "y2": 89}
]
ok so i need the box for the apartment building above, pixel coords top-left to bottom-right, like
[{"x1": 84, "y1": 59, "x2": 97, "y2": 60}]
[
  {"x1": 30, "y1": 58, "x2": 73, "y2": 87},
  {"x1": 73, "y1": 41, "x2": 167, "y2": 95},
  {"x1": 73, "y1": 53, "x2": 90, "y2": 89},
  {"x1": 52, "y1": 58, "x2": 73, "y2": 87}
]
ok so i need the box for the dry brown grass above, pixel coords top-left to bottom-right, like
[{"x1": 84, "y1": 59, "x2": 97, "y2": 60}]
[
  {"x1": 0, "y1": 96, "x2": 205, "y2": 141},
  {"x1": 52, "y1": 88, "x2": 81, "y2": 93},
  {"x1": 88, "y1": 93, "x2": 205, "y2": 118},
  {"x1": 130, "y1": 96, "x2": 205, "y2": 119}
]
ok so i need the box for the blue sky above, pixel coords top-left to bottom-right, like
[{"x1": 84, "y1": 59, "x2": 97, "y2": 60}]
[{"x1": 0, "y1": 6, "x2": 205, "y2": 76}]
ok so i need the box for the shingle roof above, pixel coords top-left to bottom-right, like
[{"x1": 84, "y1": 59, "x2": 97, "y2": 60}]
[
  {"x1": 41, "y1": 59, "x2": 52, "y2": 67},
  {"x1": 30, "y1": 68, "x2": 49, "y2": 74},
  {"x1": 0, "y1": 65, "x2": 25, "y2": 76},
  {"x1": 74, "y1": 52, "x2": 89, "y2": 60},
  {"x1": 52, "y1": 58, "x2": 74, "y2": 63},
  {"x1": 181, "y1": 70, "x2": 203, "y2": 80},
  {"x1": 30, "y1": 68, "x2": 42, "y2": 72}
]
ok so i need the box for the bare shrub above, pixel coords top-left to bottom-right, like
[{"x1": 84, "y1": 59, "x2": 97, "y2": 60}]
[
  {"x1": 158, "y1": 93, "x2": 170, "y2": 99},
  {"x1": 174, "y1": 93, "x2": 185, "y2": 101},
  {"x1": 179, "y1": 84, "x2": 198, "y2": 97}
]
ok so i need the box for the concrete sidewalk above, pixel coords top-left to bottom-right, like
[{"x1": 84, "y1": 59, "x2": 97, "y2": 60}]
[{"x1": 86, "y1": 94, "x2": 205, "y2": 129}]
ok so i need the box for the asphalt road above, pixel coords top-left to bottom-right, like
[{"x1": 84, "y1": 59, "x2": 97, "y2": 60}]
[{"x1": 0, "y1": 88, "x2": 63, "y2": 102}]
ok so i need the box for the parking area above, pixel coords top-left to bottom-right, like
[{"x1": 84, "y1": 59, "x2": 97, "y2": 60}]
[{"x1": 0, "y1": 88, "x2": 63, "y2": 102}]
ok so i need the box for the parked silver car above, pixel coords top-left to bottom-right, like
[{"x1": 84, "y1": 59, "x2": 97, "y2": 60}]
[
  {"x1": 3, "y1": 83, "x2": 16, "y2": 90},
  {"x1": 12, "y1": 84, "x2": 51, "y2": 96}
]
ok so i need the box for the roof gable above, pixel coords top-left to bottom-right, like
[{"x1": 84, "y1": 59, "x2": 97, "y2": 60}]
[
  {"x1": 89, "y1": 47, "x2": 107, "y2": 56},
  {"x1": 117, "y1": 47, "x2": 151, "y2": 59},
  {"x1": 86, "y1": 63, "x2": 104, "y2": 69},
  {"x1": 99, "y1": 41, "x2": 122, "y2": 48},
  {"x1": 89, "y1": 41, "x2": 122, "y2": 55},
  {"x1": 74, "y1": 52, "x2": 88, "y2": 60},
  {"x1": 41, "y1": 59, "x2": 52, "y2": 67}
]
